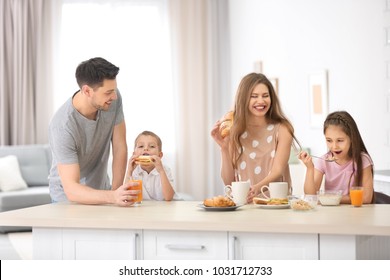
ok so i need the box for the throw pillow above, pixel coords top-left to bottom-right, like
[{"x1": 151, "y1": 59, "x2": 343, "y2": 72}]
[{"x1": 0, "y1": 155, "x2": 28, "y2": 191}]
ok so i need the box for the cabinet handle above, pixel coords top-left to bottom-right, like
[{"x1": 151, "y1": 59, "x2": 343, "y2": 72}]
[
  {"x1": 165, "y1": 244, "x2": 205, "y2": 250},
  {"x1": 133, "y1": 233, "x2": 139, "y2": 259},
  {"x1": 230, "y1": 236, "x2": 237, "y2": 259}
]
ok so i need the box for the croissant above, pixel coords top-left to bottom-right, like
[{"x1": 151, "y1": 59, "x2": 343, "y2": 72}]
[
  {"x1": 219, "y1": 111, "x2": 234, "y2": 138},
  {"x1": 204, "y1": 195, "x2": 235, "y2": 207}
]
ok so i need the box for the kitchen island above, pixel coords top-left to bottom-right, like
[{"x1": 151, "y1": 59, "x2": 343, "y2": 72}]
[{"x1": 0, "y1": 201, "x2": 389, "y2": 260}]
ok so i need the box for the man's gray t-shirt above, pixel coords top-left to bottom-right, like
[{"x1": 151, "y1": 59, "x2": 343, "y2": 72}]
[{"x1": 48, "y1": 90, "x2": 124, "y2": 202}]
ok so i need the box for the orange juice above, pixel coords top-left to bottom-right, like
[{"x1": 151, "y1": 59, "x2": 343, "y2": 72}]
[
  {"x1": 350, "y1": 187, "x2": 363, "y2": 207},
  {"x1": 129, "y1": 179, "x2": 143, "y2": 204}
]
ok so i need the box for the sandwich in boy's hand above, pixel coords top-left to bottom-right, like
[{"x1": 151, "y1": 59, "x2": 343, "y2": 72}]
[{"x1": 134, "y1": 155, "x2": 154, "y2": 165}]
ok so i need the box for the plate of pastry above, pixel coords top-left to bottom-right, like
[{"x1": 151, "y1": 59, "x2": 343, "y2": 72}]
[
  {"x1": 197, "y1": 204, "x2": 242, "y2": 211},
  {"x1": 199, "y1": 195, "x2": 242, "y2": 211}
]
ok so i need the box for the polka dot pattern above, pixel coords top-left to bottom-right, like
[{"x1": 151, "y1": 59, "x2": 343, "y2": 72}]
[{"x1": 236, "y1": 123, "x2": 290, "y2": 185}]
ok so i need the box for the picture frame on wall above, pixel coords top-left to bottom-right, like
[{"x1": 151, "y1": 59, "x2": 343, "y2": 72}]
[
  {"x1": 254, "y1": 60, "x2": 263, "y2": 73},
  {"x1": 253, "y1": 61, "x2": 278, "y2": 94},
  {"x1": 386, "y1": 26, "x2": 390, "y2": 45},
  {"x1": 270, "y1": 78, "x2": 279, "y2": 95},
  {"x1": 387, "y1": 60, "x2": 390, "y2": 79},
  {"x1": 308, "y1": 70, "x2": 328, "y2": 128}
]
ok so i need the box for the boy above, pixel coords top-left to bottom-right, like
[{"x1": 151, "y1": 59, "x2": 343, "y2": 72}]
[{"x1": 126, "y1": 131, "x2": 179, "y2": 201}]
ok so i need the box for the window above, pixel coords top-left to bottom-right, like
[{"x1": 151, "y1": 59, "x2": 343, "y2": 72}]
[{"x1": 55, "y1": 0, "x2": 176, "y2": 168}]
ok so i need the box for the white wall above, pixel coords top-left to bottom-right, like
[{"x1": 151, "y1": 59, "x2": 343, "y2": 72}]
[{"x1": 228, "y1": 0, "x2": 390, "y2": 169}]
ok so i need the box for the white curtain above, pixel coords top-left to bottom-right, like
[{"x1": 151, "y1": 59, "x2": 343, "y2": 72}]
[
  {"x1": 168, "y1": 0, "x2": 231, "y2": 200},
  {"x1": 0, "y1": 0, "x2": 231, "y2": 200},
  {"x1": 0, "y1": 0, "x2": 57, "y2": 145}
]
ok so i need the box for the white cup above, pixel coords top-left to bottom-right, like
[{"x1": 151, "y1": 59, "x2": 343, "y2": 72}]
[
  {"x1": 224, "y1": 181, "x2": 250, "y2": 205},
  {"x1": 260, "y1": 182, "x2": 288, "y2": 199}
]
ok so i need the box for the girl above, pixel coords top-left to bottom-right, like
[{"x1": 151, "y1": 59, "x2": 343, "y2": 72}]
[
  {"x1": 299, "y1": 111, "x2": 374, "y2": 204},
  {"x1": 211, "y1": 73, "x2": 300, "y2": 202}
]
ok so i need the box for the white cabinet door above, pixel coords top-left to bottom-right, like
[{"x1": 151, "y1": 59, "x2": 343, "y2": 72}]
[
  {"x1": 34, "y1": 228, "x2": 142, "y2": 260},
  {"x1": 62, "y1": 228, "x2": 143, "y2": 260},
  {"x1": 229, "y1": 232, "x2": 318, "y2": 260},
  {"x1": 320, "y1": 234, "x2": 390, "y2": 259},
  {"x1": 143, "y1": 230, "x2": 228, "y2": 259}
]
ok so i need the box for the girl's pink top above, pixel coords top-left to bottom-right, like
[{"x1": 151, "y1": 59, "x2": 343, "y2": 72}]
[{"x1": 314, "y1": 152, "x2": 373, "y2": 195}]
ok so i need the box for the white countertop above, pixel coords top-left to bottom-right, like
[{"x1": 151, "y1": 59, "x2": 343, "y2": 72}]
[{"x1": 0, "y1": 201, "x2": 389, "y2": 236}]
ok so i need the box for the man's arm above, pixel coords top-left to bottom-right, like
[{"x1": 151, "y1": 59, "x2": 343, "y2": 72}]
[
  {"x1": 111, "y1": 121, "x2": 128, "y2": 190},
  {"x1": 58, "y1": 163, "x2": 114, "y2": 204},
  {"x1": 58, "y1": 162, "x2": 137, "y2": 206}
]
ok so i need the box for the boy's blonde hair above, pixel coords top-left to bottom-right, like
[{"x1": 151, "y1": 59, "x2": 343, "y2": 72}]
[{"x1": 134, "y1": 131, "x2": 163, "y2": 152}]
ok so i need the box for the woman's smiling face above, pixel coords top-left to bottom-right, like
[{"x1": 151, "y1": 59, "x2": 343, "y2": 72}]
[
  {"x1": 248, "y1": 83, "x2": 271, "y2": 118},
  {"x1": 324, "y1": 125, "x2": 351, "y2": 162}
]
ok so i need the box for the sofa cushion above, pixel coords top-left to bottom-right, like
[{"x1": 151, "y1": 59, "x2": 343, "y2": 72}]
[
  {"x1": 0, "y1": 187, "x2": 51, "y2": 212},
  {"x1": 0, "y1": 145, "x2": 51, "y2": 186},
  {"x1": 0, "y1": 186, "x2": 50, "y2": 231},
  {"x1": 0, "y1": 155, "x2": 28, "y2": 191}
]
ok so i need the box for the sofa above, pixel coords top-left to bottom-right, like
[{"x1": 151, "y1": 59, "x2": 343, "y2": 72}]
[{"x1": 0, "y1": 144, "x2": 52, "y2": 232}]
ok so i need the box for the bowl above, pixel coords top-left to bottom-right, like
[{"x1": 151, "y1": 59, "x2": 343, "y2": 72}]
[
  {"x1": 303, "y1": 194, "x2": 318, "y2": 209},
  {"x1": 288, "y1": 195, "x2": 317, "y2": 211},
  {"x1": 317, "y1": 190, "x2": 342, "y2": 206}
]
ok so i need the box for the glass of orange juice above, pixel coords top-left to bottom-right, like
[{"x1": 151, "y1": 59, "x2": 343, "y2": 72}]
[
  {"x1": 126, "y1": 177, "x2": 142, "y2": 205},
  {"x1": 350, "y1": 186, "x2": 363, "y2": 207}
]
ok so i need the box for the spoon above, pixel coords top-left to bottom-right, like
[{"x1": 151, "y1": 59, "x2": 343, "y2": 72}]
[{"x1": 310, "y1": 155, "x2": 337, "y2": 162}]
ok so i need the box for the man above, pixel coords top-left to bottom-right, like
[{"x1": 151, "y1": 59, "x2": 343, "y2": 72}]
[{"x1": 48, "y1": 57, "x2": 137, "y2": 206}]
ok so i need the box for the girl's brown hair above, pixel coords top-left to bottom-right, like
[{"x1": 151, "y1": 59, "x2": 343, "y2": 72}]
[
  {"x1": 229, "y1": 73, "x2": 300, "y2": 168},
  {"x1": 323, "y1": 111, "x2": 372, "y2": 186}
]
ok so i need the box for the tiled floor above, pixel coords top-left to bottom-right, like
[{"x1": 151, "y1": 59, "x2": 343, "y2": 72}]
[{"x1": 0, "y1": 232, "x2": 32, "y2": 260}]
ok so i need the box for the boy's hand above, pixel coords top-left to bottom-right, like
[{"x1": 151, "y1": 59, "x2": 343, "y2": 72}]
[
  {"x1": 127, "y1": 155, "x2": 138, "y2": 174},
  {"x1": 150, "y1": 155, "x2": 164, "y2": 172}
]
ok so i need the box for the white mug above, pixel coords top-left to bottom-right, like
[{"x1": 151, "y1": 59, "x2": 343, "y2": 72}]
[
  {"x1": 260, "y1": 182, "x2": 288, "y2": 199},
  {"x1": 224, "y1": 181, "x2": 250, "y2": 205}
]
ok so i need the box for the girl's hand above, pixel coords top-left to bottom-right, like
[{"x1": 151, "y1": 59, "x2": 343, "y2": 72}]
[{"x1": 298, "y1": 151, "x2": 314, "y2": 168}]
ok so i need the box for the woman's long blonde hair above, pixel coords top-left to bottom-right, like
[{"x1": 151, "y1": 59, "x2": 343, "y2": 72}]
[{"x1": 229, "y1": 73, "x2": 300, "y2": 168}]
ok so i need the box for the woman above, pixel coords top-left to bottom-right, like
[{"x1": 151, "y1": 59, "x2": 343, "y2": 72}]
[{"x1": 211, "y1": 73, "x2": 300, "y2": 202}]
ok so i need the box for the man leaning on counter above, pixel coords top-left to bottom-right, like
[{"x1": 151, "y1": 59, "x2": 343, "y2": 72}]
[{"x1": 48, "y1": 57, "x2": 138, "y2": 206}]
